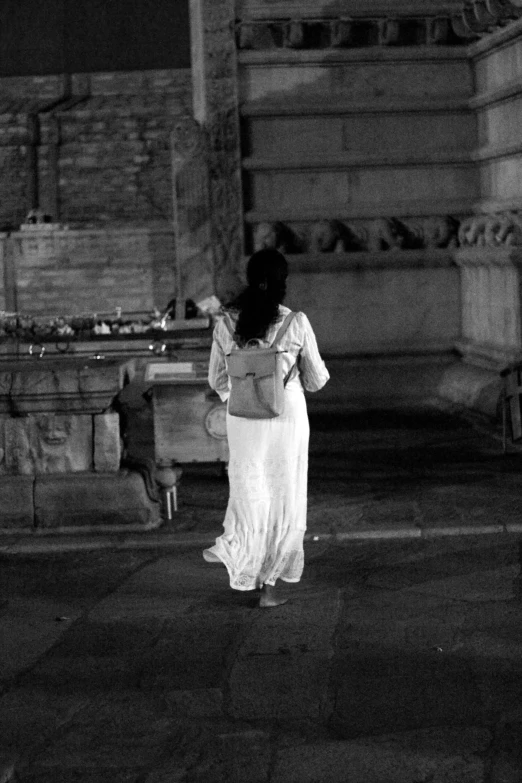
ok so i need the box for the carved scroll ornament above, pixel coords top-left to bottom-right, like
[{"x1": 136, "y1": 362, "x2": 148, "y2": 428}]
[{"x1": 458, "y1": 212, "x2": 522, "y2": 247}]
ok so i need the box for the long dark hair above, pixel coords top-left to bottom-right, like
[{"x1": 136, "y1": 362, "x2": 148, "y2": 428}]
[{"x1": 226, "y1": 249, "x2": 288, "y2": 344}]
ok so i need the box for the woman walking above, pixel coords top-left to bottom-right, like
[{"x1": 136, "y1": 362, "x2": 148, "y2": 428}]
[{"x1": 204, "y1": 249, "x2": 329, "y2": 607}]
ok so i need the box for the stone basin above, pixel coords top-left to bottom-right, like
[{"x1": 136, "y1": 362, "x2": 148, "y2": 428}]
[{"x1": 0, "y1": 355, "x2": 135, "y2": 414}]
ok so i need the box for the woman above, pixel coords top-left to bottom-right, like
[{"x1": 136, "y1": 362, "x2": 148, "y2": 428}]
[{"x1": 204, "y1": 249, "x2": 329, "y2": 607}]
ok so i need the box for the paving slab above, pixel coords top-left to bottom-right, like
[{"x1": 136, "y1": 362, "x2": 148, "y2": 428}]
[{"x1": 272, "y1": 727, "x2": 490, "y2": 783}]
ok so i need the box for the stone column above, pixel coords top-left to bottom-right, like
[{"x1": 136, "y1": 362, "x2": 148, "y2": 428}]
[{"x1": 189, "y1": 0, "x2": 245, "y2": 302}]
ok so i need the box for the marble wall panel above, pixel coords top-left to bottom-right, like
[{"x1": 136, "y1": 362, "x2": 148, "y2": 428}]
[
  {"x1": 250, "y1": 165, "x2": 478, "y2": 214},
  {"x1": 248, "y1": 112, "x2": 476, "y2": 160},
  {"x1": 240, "y1": 60, "x2": 473, "y2": 104},
  {"x1": 285, "y1": 265, "x2": 460, "y2": 354}
]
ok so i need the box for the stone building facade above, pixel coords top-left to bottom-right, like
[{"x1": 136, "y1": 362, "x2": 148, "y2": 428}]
[{"x1": 0, "y1": 0, "x2": 521, "y2": 411}]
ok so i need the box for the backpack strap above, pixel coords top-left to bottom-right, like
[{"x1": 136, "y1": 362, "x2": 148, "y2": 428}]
[
  {"x1": 270, "y1": 312, "x2": 296, "y2": 348},
  {"x1": 274, "y1": 312, "x2": 299, "y2": 387},
  {"x1": 222, "y1": 312, "x2": 237, "y2": 341}
]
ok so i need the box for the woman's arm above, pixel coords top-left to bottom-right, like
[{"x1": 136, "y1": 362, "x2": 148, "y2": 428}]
[
  {"x1": 298, "y1": 313, "x2": 330, "y2": 392},
  {"x1": 208, "y1": 323, "x2": 230, "y2": 402}
]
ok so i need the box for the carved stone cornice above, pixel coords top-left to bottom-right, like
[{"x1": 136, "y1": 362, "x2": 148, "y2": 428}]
[
  {"x1": 235, "y1": 1, "x2": 522, "y2": 49},
  {"x1": 236, "y1": 15, "x2": 470, "y2": 49}
]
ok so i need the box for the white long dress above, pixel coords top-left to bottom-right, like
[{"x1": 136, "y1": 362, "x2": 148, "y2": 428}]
[{"x1": 203, "y1": 306, "x2": 329, "y2": 591}]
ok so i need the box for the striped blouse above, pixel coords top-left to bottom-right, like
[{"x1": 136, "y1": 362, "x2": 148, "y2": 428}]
[{"x1": 208, "y1": 305, "x2": 330, "y2": 402}]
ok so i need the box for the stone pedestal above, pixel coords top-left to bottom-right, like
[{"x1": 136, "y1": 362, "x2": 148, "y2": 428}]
[
  {"x1": 0, "y1": 354, "x2": 161, "y2": 531},
  {"x1": 0, "y1": 357, "x2": 129, "y2": 476},
  {"x1": 435, "y1": 247, "x2": 522, "y2": 418},
  {"x1": 454, "y1": 247, "x2": 522, "y2": 369}
]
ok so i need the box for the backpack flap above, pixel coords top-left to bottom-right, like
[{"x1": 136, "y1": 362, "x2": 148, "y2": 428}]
[{"x1": 226, "y1": 348, "x2": 278, "y2": 381}]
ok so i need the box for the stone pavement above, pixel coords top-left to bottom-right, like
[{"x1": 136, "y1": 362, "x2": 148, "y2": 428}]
[
  {"x1": 1, "y1": 536, "x2": 522, "y2": 782},
  {"x1": 0, "y1": 404, "x2": 522, "y2": 781}
]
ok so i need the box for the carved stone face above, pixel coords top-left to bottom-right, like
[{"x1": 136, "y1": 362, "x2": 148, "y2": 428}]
[
  {"x1": 36, "y1": 414, "x2": 73, "y2": 446},
  {"x1": 4, "y1": 415, "x2": 92, "y2": 474}
]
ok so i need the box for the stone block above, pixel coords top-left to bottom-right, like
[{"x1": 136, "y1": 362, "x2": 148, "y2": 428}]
[
  {"x1": 287, "y1": 265, "x2": 461, "y2": 355},
  {"x1": 250, "y1": 112, "x2": 476, "y2": 161},
  {"x1": 94, "y1": 412, "x2": 121, "y2": 472},
  {"x1": 251, "y1": 164, "x2": 478, "y2": 214},
  {"x1": 34, "y1": 471, "x2": 161, "y2": 529},
  {"x1": 474, "y1": 36, "x2": 522, "y2": 94},
  {"x1": 0, "y1": 475, "x2": 34, "y2": 528},
  {"x1": 240, "y1": 60, "x2": 473, "y2": 104}
]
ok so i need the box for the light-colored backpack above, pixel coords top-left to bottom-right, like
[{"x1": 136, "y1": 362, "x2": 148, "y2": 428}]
[{"x1": 223, "y1": 311, "x2": 297, "y2": 419}]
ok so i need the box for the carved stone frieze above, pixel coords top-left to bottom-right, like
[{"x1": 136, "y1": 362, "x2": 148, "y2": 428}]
[
  {"x1": 236, "y1": 15, "x2": 471, "y2": 50},
  {"x1": 250, "y1": 215, "x2": 462, "y2": 254},
  {"x1": 235, "y1": 2, "x2": 522, "y2": 49},
  {"x1": 458, "y1": 211, "x2": 522, "y2": 247}
]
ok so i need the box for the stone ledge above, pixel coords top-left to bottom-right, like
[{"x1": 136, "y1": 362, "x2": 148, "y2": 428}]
[
  {"x1": 240, "y1": 98, "x2": 470, "y2": 117},
  {"x1": 243, "y1": 150, "x2": 472, "y2": 170},
  {"x1": 286, "y1": 249, "x2": 456, "y2": 271},
  {"x1": 245, "y1": 196, "x2": 474, "y2": 221},
  {"x1": 238, "y1": 47, "x2": 469, "y2": 64}
]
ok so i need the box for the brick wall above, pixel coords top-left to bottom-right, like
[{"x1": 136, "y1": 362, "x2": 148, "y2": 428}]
[
  {"x1": 0, "y1": 69, "x2": 192, "y2": 229},
  {"x1": 4, "y1": 227, "x2": 176, "y2": 316}
]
